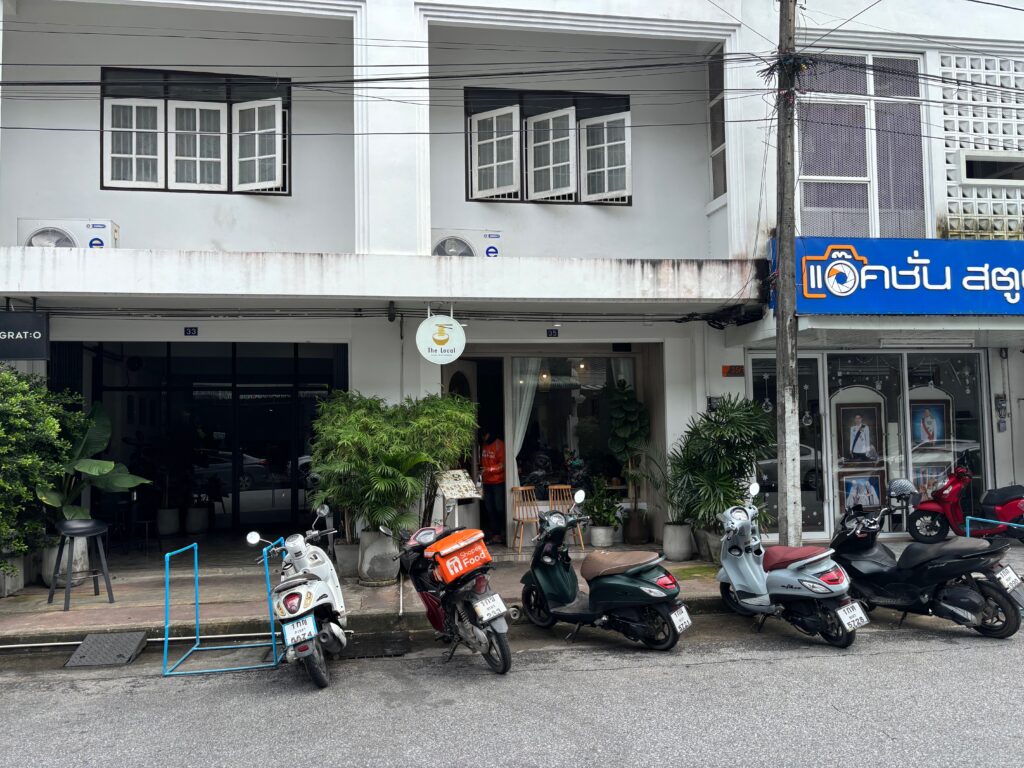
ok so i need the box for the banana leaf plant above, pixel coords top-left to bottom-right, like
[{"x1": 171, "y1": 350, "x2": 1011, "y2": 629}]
[{"x1": 36, "y1": 403, "x2": 150, "y2": 520}]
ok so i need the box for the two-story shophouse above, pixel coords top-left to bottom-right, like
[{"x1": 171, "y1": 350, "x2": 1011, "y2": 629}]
[{"x1": 2, "y1": 0, "x2": 1022, "y2": 544}]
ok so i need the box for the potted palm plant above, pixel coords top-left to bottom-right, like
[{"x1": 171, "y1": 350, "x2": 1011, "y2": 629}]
[
  {"x1": 582, "y1": 478, "x2": 620, "y2": 548},
  {"x1": 608, "y1": 380, "x2": 652, "y2": 544},
  {"x1": 667, "y1": 394, "x2": 773, "y2": 564}
]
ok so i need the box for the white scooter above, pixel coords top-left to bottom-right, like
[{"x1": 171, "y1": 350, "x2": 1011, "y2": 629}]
[{"x1": 247, "y1": 504, "x2": 348, "y2": 688}]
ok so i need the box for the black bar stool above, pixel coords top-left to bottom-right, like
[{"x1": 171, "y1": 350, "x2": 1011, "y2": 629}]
[{"x1": 47, "y1": 519, "x2": 115, "y2": 611}]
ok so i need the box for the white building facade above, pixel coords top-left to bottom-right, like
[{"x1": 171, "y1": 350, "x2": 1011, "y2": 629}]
[{"x1": 0, "y1": 0, "x2": 1021, "y2": 542}]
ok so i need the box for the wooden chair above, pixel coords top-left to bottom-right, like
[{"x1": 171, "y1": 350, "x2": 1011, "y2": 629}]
[
  {"x1": 510, "y1": 486, "x2": 541, "y2": 555},
  {"x1": 547, "y1": 484, "x2": 585, "y2": 550}
]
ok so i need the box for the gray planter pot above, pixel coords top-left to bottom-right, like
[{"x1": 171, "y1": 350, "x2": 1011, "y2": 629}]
[
  {"x1": 662, "y1": 523, "x2": 694, "y2": 562},
  {"x1": 185, "y1": 506, "x2": 209, "y2": 535},
  {"x1": 41, "y1": 541, "x2": 90, "y2": 588},
  {"x1": 0, "y1": 554, "x2": 26, "y2": 598},
  {"x1": 589, "y1": 526, "x2": 615, "y2": 548},
  {"x1": 157, "y1": 508, "x2": 180, "y2": 536},
  {"x1": 358, "y1": 530, "x2": 399, "y2": 585},
  {"x1": 700, "y1": 529, "x2": 723, "y2": 565},
  {"x1": 334, "y1": 543, "x2": 359, "y2": 579}
]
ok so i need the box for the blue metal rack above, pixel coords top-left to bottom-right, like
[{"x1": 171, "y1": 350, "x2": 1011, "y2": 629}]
[
  {"x1": 965, "y1": 517, "x2": 1024, "y2": 538},
  {"x1": 162, "y1": 538, "x2": 285, "y2": 677}
]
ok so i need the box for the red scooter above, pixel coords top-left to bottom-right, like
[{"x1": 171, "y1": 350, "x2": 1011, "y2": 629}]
[{"x1": 907, "y1": 464, "x2": 1024, "y2": 543}]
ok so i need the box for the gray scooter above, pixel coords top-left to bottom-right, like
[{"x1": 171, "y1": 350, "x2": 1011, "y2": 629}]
[{"x1": 717, "y1": 483, "x2": 869, "y2": 647}]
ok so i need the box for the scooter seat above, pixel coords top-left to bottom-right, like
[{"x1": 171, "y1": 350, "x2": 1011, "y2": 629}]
[
  {"x1": 580, "y1": 550, "x2": 662, "y2": 581},
  {"x1": 762, "y1": 545, "x2": 828, "y2": 572},
  {"x1": 897, "y1": 537, "x2": 990, "y2": 570},
  {"x1": 981, "y1": 485, "x2": 1024, "y2": 507}
]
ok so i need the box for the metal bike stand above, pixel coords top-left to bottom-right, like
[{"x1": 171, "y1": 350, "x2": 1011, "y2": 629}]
[{"x1": 965, "y1": 517, "x2": 1024, "y2": 538}]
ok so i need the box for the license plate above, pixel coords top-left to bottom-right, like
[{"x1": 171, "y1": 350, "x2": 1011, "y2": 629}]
[
  {"x1": 473, "y1": 594, "x2": 506, "y2": 623},
  {"x1": 997, "y1": 565, "x2": 1022, "y2": 592},
  {"x1": 837, "y1": 601, "x2": 869, "y2": 631},
  {"x1": 670, "y1": 605, "x2": 692, "y2": 633},
  {"x1": 282, "y1": 615, "x2": 317, "y2": 646}
]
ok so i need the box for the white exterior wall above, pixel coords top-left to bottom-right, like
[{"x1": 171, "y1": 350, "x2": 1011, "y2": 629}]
[{"x1": 0, "y1": 1, "x2": 355, "y2": 253}]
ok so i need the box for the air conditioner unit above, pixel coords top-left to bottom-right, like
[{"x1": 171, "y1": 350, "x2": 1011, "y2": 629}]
[
  {"x1": 18, "y1": 219, "x2": 120, "y2": 249},
  {"x1": 431, "y1": 228, "x2": 504, "y2": 258}
]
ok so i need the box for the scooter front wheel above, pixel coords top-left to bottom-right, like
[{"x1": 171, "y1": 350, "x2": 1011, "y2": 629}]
[
  {"x1": 521, "y1": 584, "x2": 557, "y2": 628},
  {"x1": 639, "y1": 604, "x2": 680, "y2": 651},
  {"x1": 720, "y1": 582, "x2": 756, "y2": 616},
  {"x1": 301, "y1": 637, "x2": 331, "y2": 689},
  {"x1": 908, "y1": 510, "x2": 950, "y2": 543}
]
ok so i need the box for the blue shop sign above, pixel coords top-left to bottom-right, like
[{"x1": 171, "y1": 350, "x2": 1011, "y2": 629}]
[{"x1": 790, "y1": 237, "x2": 1024, "y2": 315}]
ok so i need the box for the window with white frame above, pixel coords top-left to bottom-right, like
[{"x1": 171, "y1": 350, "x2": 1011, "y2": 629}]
[
  {"x1": 796, "y1": 54, "x2": 926, "y2": 238},
  {"x1": 707, "y1": 47, "x2": 726, "y2": 200},
  {"x1": 101, "y1": 68, "x2": 289, "y2": 194},
  {"x1": 464, "y1": 88, "x2": 631, "y2": 204}
]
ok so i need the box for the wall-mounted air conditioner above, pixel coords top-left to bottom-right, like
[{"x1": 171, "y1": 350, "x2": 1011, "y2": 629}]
[
  {"x1": 18, "y1": 219, "x2": 120, "y2": 248},
  {"x1": 431, "y1": 228, "x2": 504, "y2": 258}
]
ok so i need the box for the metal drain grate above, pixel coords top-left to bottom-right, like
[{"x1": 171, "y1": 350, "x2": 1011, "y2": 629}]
[{"x1": 65, "y1": 632, "x2": 148, "y2": 668}]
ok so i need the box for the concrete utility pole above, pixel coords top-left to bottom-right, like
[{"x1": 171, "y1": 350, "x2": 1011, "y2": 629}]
[{"x1": 775, "y1": 0, "x2": 802, "y2": 547}]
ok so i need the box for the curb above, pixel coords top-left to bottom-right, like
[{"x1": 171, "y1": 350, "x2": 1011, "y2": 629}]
[{"x1": 0, "y1": 593, "x2": 726, "y2": 650}]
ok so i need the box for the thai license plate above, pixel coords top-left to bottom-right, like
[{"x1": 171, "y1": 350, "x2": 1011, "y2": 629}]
[
  {"x1": 670, "y1": 605, "x2": 692, "y2": 633},
  {"x1": 997, "y1": 565, "x2": 1022, "y2": 592},
  {"x1": 837, "y1": 601, "x2": 869, "y2": 631},
  {"x1": 473, "y1": 594, "x2": 506, "y2": 623},
  {"x1": 282, "y1": 615, "x2": 317, "y2": 646}
]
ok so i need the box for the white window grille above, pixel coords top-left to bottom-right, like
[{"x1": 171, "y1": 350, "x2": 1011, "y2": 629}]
[
  {"x1": 168, "y1": 101, "x2": 228, "y2": 191},
  {"x1": 470, "y1": 106, "x2": 521, "y2": 199},
  {"x1": 579, "y1": 112, "x2": 631, "y2": 202},
  {"x1": 232, "y1": 99, "x2": 284, "y2": 192},
  {"x1": 103, "y1": 99, "x2": 164, "y2": 189},
  {"x1": 526, "y1": 107, "x2": 577, "y2": 200},
  {"x1": 796, "y1": 54, "x2": 926, "y2": 238}
]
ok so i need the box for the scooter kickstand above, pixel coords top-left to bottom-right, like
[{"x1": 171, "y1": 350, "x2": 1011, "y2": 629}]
[
  {"x1": 898, "y1": 611, "x2": 908, "y2": 628},
  {"x1": 443, "y1": 639, "x2": 461, "y2": 663},
  {"x1": 566, "y1": 623, "x2": 583, "y2": 643},
  {"x1": 754, "y1": 614, "x2": 768, "y2": 633}
]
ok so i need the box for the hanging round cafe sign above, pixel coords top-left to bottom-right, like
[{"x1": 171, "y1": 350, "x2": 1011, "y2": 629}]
[{"x1": 415, "y1": 313, "x2": 466, "y2": 364}]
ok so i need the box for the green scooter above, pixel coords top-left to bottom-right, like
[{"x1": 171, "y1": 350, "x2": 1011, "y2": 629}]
[{"x1": 519, "y1": 490, "x2": 691, "y2": 650}]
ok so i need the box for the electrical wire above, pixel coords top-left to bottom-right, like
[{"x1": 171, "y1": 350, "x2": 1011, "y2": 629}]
[{"x1": 799, "y1": 0, "x2": 886, "y2": 53}]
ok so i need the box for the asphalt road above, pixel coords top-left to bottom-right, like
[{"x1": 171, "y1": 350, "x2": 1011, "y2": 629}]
[{"x1": 1, "y1": 610, "x2": 1020, "y2": 768}]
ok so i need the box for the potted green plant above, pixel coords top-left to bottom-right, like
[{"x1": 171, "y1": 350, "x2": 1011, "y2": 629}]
[
  {"x1": 36, "y1": 402, "x2": 150, "y2": 586},
  {"x1": 311, "y1": 391, "x2": 476, "y2": 585},
  {"x1": 667, "y1": 394, "x2": 774, "y2": 564},
  {"x1": 0, "y1": 367, "x2": 84, "y2": 596},
  {"x1": 582, "y1": 478, "x2": 620, "y2": 548},
  {"x1": 608, "y1": 380, "x2": 651, "y2": 544}
]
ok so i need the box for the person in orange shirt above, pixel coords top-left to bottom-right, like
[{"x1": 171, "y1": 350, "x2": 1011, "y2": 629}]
[{"x1": 480, "y1": 427, "x2": 506, "y2": 544}]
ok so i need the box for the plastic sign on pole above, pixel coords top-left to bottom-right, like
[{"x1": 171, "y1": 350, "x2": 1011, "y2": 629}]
[{"x1": 415, "y1": 314, "x2": 466, "y2": 364}]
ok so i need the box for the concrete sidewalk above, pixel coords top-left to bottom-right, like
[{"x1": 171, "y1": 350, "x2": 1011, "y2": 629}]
[{"x1": 0, "y1": 546, "x2": 722, "y2": 647}]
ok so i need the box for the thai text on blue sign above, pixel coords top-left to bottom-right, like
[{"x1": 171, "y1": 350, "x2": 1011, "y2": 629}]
[{"x1": 793, "y1": 237, "x2": 1024, "y2": 315}]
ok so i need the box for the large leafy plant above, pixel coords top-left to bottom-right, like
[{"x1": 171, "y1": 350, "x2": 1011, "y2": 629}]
[
  {"x1": 311, "y1": 391, "x2": 477, "y2": 538},
  {"x1": 667, "y1": 394, "x2": 774, "y2": 530},
  {"x1": 0, "y1": 367, "x2": 84, "y2": 573},
  {"x1": 582, "y1": 478, "x2": 620, "y2": 529},
  {"x1": 608, "y1": 380, "x2": 651, "y2": 516},
  {"x1": 36, "y1": 403, "x2": 150, "y2": 520}
]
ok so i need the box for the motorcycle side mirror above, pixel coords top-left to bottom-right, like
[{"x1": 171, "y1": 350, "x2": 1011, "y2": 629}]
[
  {"x1": 245, "y1": 531, "x2": 261, "y2": 547},
  {"x1": 748, "y1": 482, "x2": 760, "y2": 498},
  {"x1": 316, "y1": 504, "x2": 330, "y2": 518},
  {"x1": 379, "y1": 525, "x2": 393, "y2": 538},
  {"x1": 573, "y1": 490, "x2": 586, "y2": 504}
]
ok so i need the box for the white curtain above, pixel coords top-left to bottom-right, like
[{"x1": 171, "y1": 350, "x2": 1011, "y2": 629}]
[
  {"x1": 511, "y1": 357, "x2": 541, "y2": 488},
  {"x1": 610, "y1": 358, "x2": 635, "y2": 389}
]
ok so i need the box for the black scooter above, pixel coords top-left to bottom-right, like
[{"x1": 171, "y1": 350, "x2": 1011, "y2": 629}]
[
  {"x1": 519, "y1": 490, "x2": 691, "y2": 650},
  {"x1": 832, "y1": 494, "x2": 1024, "y2": 638}
]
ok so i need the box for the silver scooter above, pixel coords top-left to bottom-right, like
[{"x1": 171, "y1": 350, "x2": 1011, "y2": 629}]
[
  {"x1": 247, "y1": 504, "x2": 348, "y2": 688},
  {"x1": 716, "y1": 483, "x2": 869, "y2": 648}
]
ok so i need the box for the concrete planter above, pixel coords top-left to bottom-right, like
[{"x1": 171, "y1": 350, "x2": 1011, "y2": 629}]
[
  {"x1": 157, "y1": 508, "x2": 180, "y2": 536},
  {"x1": 357, "y1": 530, "x2": 399, "y2": 585},
  {"x1": 589, "y1": 526, "x2": 615, "y2": 548},
  {"x1": 662, "y1": 523, "x2": 694, "y2": 562},
  {"x1": 335, "y1": 543, "x2": 359, "y2": 579},
  {"x1": 41, "y1": 541, "x2": 90, "y2": 588},
  {"x1": 0, "y1": 553, "x2": 25, "y2": 597},
  {"x1": 185, "y1": 506, "x2": 209, "y2": 535},
  {"x1": 695, "y1": 529, "x2": 723, "y2": 565}
]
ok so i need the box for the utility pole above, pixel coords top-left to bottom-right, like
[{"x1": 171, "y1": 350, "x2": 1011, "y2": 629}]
[{"x1": 775, "y1": 0, "x2": 802, "y2": 547}]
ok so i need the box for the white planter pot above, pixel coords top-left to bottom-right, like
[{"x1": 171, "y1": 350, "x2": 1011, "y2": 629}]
[
  {"x1": 590, "y1": 526, "x2": 615, "y2": 548},
  {"x1": 185, "y1": 506, "x2": 209, "y2": 535},
  {"x1": 157, "y1": 508, "x2": 180, "y2": 536},
  {"x1": 358, "y1": 530, "x2": 399, "y2": 585},
  {"x1": 41, "y1": 541, "x2": 90, "y2": 588},
  {"x1": 662, "y1": 523, "x2": 694, "y2": 562}
]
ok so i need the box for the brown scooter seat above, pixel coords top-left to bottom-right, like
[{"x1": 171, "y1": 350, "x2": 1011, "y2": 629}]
[{"x1": 580, "y1": 550, "x2": 662, "y2": 581}]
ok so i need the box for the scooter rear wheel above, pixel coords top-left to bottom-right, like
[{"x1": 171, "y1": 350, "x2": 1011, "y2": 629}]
[
  {"x1": 720, "y1": 582, "x2": 756, "y2": 616},
  {"x1": 639, "y1": 604, "x2": 680, "y2": 651},
  {"x1": 521, "y1": 584, "x2": 557, "y2": 628},
  {"x1": 819, "y1": 609, "x2": 856, "y2": 649},
  {"x1": 301, "y1": 637, "x2": 331, "y2": 689},
  {"x1": 973, "y1": 582, "x2": 1021, "y2": 639},
  {"x1": 908, "y1": 510, "x2": 950, "y2": 543},
  {"x1": 481, "y1": 627, "x2": 512, "y2": 674}
]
